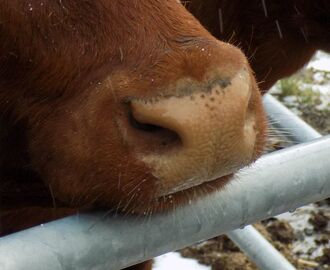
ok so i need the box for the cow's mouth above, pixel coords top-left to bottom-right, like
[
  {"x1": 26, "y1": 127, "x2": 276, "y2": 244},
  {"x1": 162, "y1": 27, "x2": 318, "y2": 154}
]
[{"x1": 125, "y1": 173, "x2": 234, "y2": 215}]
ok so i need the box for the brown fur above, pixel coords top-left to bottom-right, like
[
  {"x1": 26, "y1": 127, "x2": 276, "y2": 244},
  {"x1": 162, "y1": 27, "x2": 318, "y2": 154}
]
[
  {"x1": 187, "y1": 0, "x2": 330, "y2": 93},
  {"x1": 0, "y1": 1, "x2": 270, "y2": 269}
]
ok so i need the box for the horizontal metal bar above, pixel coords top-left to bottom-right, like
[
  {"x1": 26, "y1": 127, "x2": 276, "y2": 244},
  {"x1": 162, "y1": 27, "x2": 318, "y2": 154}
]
[
  {"x1": 263, "y1": 94, "x2": 322, "y2": 142},
  {"x1": 1, "y1": 135, "x2": 329, "y2": 270},
  {"x1": 228, "y1": 226, "x2": 296, "y2": 270}
]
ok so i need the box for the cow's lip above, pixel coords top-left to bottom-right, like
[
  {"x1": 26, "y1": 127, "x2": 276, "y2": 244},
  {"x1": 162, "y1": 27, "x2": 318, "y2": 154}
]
[
  {"x1": 98, "y1": 173, "x2": 233, "y2": 216},
  {"x1": 83, "y1": 173, "x2": 234, "y2": 216},
  {"x1": 131, "y1": 173, "x2": 234, "y2": 214},
  {"x1": 157, "y1": 173, "x2": 234, "y2": 199},
  {"x1": 159, "y1": 173, "x2": 233, "y2": 199}
]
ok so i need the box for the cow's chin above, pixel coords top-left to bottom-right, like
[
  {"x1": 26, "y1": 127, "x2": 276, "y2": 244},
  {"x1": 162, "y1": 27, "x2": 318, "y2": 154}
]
[{"x1": 115, "y1": 174, "x2": 233, "y2": 216}]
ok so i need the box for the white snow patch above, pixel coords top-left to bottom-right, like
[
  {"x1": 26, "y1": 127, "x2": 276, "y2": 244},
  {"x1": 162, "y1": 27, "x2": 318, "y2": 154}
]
[
  {"x1": 307, "y1": 51, "x2": 330, "y2": 72},
  {"x1": 277, "y1": 205, "x2": 330, "y2": 258},
  {"x1": 153, "y1": 252, "x2": 211, "y2": 270},
  {"x1": 272, "y1": 50, "x2": 330, "y2": 111}
]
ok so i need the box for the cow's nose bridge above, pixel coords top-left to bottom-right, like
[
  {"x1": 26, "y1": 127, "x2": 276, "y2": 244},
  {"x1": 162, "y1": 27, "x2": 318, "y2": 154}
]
[
  {"x1": 161, "y1": 38, "x2": 251, "y2": 87},
  {"x1": 166, "y1": 75, "x2": 233, "y2": 99}
]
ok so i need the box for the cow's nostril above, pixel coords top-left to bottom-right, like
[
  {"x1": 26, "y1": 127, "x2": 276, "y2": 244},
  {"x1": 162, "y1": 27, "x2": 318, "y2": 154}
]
[
  {"x1": 129, "y1": 112, "x2": 162, "y2": 133},
  {"x1": 127, "y1": 108, "x2": 182, "y2": 153}
]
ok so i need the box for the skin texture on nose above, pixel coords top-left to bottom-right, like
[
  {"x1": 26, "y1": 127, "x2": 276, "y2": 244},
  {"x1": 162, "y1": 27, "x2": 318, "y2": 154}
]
[{"x1": 130, "y1": 68, "x2": 256, "y2": 196}]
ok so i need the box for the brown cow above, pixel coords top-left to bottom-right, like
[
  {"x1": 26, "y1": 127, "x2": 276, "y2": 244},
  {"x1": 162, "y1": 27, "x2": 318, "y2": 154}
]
[
  {"x1": 0, "y1": 1, "x2": 268, "y2": 269},
  {"x1": 187, "y1": 0, "x2": 330, "y2": 93}
]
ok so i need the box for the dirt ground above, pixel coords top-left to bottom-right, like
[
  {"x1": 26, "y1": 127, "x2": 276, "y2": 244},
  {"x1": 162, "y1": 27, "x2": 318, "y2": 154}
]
[
  {"x1": 180, "y1": 210, "x2": 329, "y2": 270},
  {"x1": 179, "y1": 69, "x2": 330, "y2": 270}
]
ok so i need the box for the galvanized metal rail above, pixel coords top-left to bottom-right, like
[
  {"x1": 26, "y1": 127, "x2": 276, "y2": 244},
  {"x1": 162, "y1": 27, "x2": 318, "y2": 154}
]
[
  {"x1": 0, "y1": 138, "x2": 329, "y2": 269},
  {"x1": 263, "y1": 94, "x2": 322, "y2": 142},
  {"x1": 228, "y1": 226, "x2": 296, "y2": 270},
  {"x1": 0, "y1": 94, "x2": 329, "y2": 270}
]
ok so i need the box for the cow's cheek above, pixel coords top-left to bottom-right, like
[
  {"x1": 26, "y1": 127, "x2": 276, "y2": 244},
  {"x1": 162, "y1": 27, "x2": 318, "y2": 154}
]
[{"x1": 26, "y1": 97, "x2": 158, "y2": 211}]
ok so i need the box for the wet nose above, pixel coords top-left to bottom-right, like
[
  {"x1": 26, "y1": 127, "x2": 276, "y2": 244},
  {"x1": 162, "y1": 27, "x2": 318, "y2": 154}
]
[{"x1": 121, "y1": 43, "x2": 265, "y2": 196}]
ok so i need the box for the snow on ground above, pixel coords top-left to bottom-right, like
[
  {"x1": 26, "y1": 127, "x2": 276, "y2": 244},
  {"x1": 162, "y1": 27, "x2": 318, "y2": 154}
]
[
  {"x1": 154, "y1": 252, "x2": 211, "y2": 270},
  {"x1": 307, "y1": 51, "x2": 330, "y2": 72},
  {"x1": 277, "y1": 205, "x2": 330, "y2": 259},
  {"x1": 271, "y1": 50, "x2": 330, "y2": 110},
  {"x1": 307, "y1": 51, "x2": 330, "y2": 108},
  {"x1": 308, "y1": 51, "x2": 330, "y2": 100}
]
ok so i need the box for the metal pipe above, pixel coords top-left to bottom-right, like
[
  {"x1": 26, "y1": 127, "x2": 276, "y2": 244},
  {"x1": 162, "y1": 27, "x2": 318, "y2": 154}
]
[
  {"x1": 228, "y1": 226, "x2": 296, "y2": 270},
  {"x1": 225, "y1": 94, "x2": 323, "y2": 269},
  {"x1": 263, "y1": 94, "x2": 322, "y2": 142},
  {"x1": 1, "y1": 135, "x2": 329, "y2": 270}
]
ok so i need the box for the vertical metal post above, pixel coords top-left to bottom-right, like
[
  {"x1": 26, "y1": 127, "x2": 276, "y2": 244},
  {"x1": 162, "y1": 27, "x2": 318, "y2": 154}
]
[{"x1": 228, "y1": 227, "x2": 296, "y2": 270}]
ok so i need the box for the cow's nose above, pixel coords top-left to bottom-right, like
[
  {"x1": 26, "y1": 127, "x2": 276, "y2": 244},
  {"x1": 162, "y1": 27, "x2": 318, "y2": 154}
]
[{"x1": 124, "y1": 66, "x2": 263, "y2": 196}]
